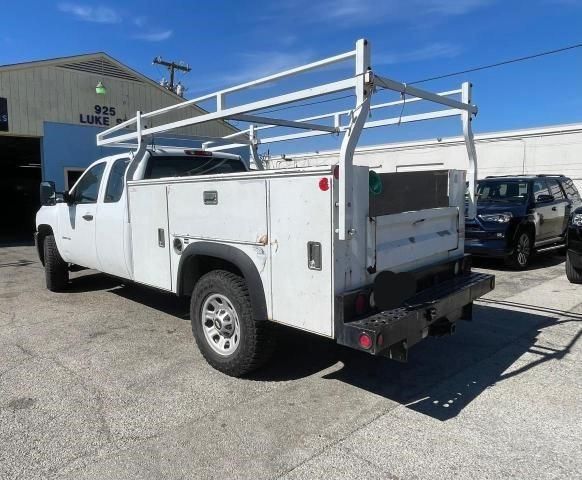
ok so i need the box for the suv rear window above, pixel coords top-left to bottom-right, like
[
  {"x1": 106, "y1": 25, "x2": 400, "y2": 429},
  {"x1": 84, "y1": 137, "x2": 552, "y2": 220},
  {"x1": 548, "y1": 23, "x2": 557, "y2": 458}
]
[{"x1": 144, "y1": 155, "x2": 247, "y2": 179}]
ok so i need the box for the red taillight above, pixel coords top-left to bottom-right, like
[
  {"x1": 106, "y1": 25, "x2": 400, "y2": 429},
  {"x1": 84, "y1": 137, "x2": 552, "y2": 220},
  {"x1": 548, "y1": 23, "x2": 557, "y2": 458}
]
[
  {"x1": 354, "y1": 293, "x2": 368, "y2": 315},
  {"x1": 319, "y1": 177, "x2": 330, "y2": 191},
  {"x1": 333, "y1": 165, "x2": 339, "y2": 179},
  {"x1": 185, "y1": 149, "x2": 212, "y2": 156},
  {"x1": 358, "y1": 333, "x2": 373, "y2": 350}
]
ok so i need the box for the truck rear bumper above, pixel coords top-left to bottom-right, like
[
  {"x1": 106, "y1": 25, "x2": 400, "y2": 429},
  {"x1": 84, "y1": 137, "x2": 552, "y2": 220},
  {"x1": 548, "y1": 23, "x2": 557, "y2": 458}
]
[{"x1": 335, "y1": 272, "x2": 495, "y2": 361}]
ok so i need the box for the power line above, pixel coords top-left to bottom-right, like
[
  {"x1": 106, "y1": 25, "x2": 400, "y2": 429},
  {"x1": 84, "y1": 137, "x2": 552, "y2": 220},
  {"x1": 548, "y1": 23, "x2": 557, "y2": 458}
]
[
  {"x1": 242, "y1": 42, "x2": 582, "y2": 119},
  {"x1": 408, "y1": 41, "x2": 582, "y2": 85}
]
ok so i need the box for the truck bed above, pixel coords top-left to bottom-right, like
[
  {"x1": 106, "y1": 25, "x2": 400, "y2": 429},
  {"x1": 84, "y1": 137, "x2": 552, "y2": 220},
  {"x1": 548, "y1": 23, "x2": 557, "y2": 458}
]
[{"x1": 127, "y1": 165, "x2": 466, "y2": 339}]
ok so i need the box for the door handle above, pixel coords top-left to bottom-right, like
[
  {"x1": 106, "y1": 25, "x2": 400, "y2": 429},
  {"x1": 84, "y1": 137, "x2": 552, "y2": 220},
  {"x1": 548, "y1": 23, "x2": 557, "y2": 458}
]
[
  {"x1": 551, "y1": 207, "x2": 557, "y2": 211},
  {"x1": 82, "y1": 214, "x2": 94, "y2": 221}
]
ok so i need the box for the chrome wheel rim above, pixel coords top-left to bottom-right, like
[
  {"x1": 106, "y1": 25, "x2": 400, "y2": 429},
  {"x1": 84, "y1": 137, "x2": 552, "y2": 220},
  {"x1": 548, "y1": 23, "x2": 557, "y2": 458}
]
[
  {"x1": 517, "y1": 233, "x2": 531, "y2": 266},
  {"x1": 201, "y1": 294, "x2": 240, "y2": 356}
]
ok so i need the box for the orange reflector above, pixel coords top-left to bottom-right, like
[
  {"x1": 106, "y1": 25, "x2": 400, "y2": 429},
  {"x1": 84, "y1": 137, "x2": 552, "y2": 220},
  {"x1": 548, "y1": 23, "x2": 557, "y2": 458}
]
[{"x1": 358, "y1": 333, "x2": 373, "y2": 350}]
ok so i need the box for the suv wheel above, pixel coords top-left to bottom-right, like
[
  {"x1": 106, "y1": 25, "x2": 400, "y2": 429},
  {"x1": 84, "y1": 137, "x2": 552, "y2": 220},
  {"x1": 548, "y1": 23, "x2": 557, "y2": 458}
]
[
  {"x1": 190, "y1": 270, "x2": 275, "y2": 377},
  {"x1": 507, "y1": 231, "x2": 532, "y2": 270},
  {"x1": 565, "y1": 251, "x2": 582, "y2": 283}
]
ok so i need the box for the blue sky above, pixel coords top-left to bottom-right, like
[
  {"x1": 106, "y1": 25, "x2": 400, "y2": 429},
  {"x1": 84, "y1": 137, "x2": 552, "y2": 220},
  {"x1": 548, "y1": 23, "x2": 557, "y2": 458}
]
[{"x1": 2, "y1": 0, "x2": 582, "y2": 154}]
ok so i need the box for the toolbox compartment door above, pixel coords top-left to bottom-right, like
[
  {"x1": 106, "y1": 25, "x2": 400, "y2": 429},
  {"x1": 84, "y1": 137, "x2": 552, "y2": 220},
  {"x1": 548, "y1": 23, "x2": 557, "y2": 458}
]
[{"x1": 128, "y1": 183, "x2": 172, "y2": 291}]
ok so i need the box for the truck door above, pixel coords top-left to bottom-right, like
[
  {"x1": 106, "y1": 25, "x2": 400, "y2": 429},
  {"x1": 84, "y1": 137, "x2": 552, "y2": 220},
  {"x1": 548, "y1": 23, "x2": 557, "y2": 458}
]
[
  {"x1": 95, "y1": 157, "x2": 132, "y2": 279},
  {"x1": 58, "y1": 162, "x2": 106, "y2": 269},
  {"x1": 127, "y1": 183, "x2": 172, "y2": 290}
]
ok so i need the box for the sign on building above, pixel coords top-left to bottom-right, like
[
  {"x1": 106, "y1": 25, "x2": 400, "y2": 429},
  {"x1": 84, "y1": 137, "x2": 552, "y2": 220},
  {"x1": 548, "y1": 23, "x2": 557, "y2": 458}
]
[{"x1": 0, "y1": 97, "x2": 8, "y2": 131}]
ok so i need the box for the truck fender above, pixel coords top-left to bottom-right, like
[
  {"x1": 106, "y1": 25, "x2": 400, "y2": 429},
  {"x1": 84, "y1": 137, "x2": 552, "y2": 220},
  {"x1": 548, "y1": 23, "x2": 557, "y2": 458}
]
[{"x1": 176, "y1": 242, "x2": 268, "y2": 321}]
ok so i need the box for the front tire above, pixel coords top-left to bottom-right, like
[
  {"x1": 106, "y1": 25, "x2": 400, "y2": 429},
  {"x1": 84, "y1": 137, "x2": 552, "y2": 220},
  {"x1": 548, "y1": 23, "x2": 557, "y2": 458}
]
[
  {"x1": 43, "y1": 235, "x2": 69, "y2": 291},
  {"x1": 565, "y1": 251, "x2": 582, "y2": 283},
  {"x1": 506, "y1": 231, "x2": 532, "y2": 270},
  {"x1": 190, "y1": 270, "x2": 274, "y2": 377}
]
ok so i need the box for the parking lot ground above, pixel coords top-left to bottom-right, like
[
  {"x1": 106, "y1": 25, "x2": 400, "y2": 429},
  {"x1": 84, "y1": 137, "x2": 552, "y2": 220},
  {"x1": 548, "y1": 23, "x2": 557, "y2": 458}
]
[{"x1": 1, "y1": 246, "x2": 581, "y2": 479}]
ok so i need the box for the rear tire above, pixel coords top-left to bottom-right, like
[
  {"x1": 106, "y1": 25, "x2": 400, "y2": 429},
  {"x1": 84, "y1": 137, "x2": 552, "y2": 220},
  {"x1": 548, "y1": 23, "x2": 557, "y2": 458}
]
[
  {"x1": 190, "y1": 270, "x2": 275, "y2": 377},
  {"x1": 43, "y1": 235, "x2": 69, "y2": 292},
  {"x1": 565, "y1": 251, "x2": 582, "y2": 283},
  {"x1": 506, "y1": 230, "x2": 532, "y2": 270}
]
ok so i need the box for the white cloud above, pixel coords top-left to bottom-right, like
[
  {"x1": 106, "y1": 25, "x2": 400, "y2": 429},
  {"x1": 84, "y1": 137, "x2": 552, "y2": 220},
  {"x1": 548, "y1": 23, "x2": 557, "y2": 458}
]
[
  {"x1": 189, "y1": 41, "x2": 461, "y2": 95},
  {"x1": 133, "y1": 16, "x2": 148, "y2": 27},
  {"x1": 268, "y1": 0, "x2": 493, "y2": 28},
  {"x1": 132, "y1": 30, "x2": 173, "y2": 42},
  {"x1": 215, "y1": 50, "x2": 315, "y2": 87},
  {"x1": 58, "y1": 3, "x2": 121, "y2": 23},
  {"x1": 376, "y1": 42, "x2": 463, "y2": 65}
]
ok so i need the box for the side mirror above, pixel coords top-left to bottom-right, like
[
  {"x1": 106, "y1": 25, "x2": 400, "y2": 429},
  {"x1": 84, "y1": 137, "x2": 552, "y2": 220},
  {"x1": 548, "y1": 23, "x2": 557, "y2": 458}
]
[
  {"x1": 39, "y1": 181, "x2": 56, "y2": 206},
  {"x1": 536, "y1": 194, "x2": 555, "y2": 204},
  {"x1": 62, "y1": 191, "x2": 73, "y2": 204}
]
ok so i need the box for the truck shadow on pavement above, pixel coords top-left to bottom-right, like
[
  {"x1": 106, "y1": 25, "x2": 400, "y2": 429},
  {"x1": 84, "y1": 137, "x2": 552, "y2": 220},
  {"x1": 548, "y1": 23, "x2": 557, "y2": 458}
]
[
  {"x1": 321, "y1": 303, "x2": 580, "y2": 421},
  {"x1": 255, "y1": 302, "x2": 580, "y2": 421},
  {"x1": 85, "y1": 274, "x2": 579, "y2": 422}
]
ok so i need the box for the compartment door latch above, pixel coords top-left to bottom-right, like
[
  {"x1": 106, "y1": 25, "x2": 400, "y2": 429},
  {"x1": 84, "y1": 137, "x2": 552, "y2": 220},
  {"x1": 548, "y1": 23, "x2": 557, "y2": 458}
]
[{"x1": 307, "y1": 241, "x2": 322, "y2": 270}]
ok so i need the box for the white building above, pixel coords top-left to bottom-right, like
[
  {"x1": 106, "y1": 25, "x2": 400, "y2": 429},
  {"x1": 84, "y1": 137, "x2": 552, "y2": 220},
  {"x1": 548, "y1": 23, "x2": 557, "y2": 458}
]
[{"x1": 266, "y1": 122, "x2": 582, "y2": 188}]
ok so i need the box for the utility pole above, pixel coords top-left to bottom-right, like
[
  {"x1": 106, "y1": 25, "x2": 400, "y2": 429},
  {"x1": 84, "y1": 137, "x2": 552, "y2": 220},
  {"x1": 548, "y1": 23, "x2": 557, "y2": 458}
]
[{"x1": 153, "y1": 56, "x2": 191, "y2": 93}]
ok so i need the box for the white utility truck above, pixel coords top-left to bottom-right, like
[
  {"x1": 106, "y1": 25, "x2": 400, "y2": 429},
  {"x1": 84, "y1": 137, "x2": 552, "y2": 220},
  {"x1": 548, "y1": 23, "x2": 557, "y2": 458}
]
[{"x1": 36, "y1": 39, "x2": 494, "y2": 376}]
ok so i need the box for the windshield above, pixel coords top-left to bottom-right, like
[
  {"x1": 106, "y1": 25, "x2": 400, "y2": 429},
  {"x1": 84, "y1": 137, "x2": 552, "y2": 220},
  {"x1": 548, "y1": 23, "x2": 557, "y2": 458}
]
[
  {"x1": 144, "y1": 155, "x2": 247, "y2": 179},
  {"x1": 476, "y1": 180, "x2": 529, "y2": 204}
]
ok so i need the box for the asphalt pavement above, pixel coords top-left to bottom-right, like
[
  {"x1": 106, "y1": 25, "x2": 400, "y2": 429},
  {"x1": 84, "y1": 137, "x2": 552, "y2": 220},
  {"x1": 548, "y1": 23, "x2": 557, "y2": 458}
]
[{"x1": 0, "y1": 246, "x2": 580, "y2": 479}]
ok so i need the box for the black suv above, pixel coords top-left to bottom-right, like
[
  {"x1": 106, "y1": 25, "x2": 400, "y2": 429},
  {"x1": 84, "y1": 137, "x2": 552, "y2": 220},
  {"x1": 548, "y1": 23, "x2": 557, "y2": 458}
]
[{"x1": 465, "y1": 175, "x2": 582, "y2": 269}]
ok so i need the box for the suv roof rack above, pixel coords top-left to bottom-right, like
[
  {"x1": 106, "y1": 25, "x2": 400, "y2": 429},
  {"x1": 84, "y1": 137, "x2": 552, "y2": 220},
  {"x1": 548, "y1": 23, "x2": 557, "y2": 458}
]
[{"x1": 485, "y1": 174, "x2": 566, "y2": 178}]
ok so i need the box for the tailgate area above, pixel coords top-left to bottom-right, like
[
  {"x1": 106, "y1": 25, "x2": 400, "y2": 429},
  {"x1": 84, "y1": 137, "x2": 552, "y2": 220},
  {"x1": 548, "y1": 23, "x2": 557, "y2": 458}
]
[
  {"x1": 372, "y1": 207, "x2": 459, "y2": 270},
  {"x1": 367, "y1": 170, "x2": 463, "y2": 274},
  {"x1": 336, "y1": 272, "x2": 495, "y2": 360}
]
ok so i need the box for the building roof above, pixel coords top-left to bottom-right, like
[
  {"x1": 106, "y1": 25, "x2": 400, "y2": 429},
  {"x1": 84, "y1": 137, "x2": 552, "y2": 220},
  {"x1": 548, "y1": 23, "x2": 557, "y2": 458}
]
[{"x1": 0, "y1": 52, "x2": 237, "y2": 133}]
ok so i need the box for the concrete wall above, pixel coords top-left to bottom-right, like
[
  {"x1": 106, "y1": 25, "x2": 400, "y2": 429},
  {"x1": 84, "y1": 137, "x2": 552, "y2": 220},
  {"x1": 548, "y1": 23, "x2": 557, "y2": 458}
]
[{"x1": 264, "y1": 123, "x2": 582, "y2": 189}]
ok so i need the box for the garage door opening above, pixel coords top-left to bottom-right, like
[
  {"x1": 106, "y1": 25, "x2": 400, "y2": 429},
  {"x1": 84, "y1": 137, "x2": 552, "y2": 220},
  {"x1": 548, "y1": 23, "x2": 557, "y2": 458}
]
[{"x1": 0, "y1": 136, "x2": 42, "y2": 244}]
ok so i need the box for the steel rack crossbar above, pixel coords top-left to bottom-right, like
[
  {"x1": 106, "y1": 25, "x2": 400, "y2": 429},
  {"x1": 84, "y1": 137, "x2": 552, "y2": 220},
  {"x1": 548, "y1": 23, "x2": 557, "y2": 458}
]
[{"x1": 97, "y1": 38, "x2": 479, "y2": 240}]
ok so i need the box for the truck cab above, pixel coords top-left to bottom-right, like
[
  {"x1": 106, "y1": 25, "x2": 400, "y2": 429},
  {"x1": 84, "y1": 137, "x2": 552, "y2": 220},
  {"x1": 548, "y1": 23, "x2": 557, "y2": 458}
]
[{"x1": 35, "y1": 148, "x2": 248, "y2": 280}]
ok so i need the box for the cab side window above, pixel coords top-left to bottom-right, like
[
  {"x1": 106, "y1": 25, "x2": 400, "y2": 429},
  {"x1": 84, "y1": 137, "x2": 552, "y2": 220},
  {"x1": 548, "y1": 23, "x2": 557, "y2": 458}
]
[
  {"x1": 104, "y1": 158, "x2": 130, "y2": 203},
  {"x1": 546, "y1": 178, "x2": 565, "y2": 200},
  {"x1": 71, "y1": 162, "x2": 106, "y2": 204}
]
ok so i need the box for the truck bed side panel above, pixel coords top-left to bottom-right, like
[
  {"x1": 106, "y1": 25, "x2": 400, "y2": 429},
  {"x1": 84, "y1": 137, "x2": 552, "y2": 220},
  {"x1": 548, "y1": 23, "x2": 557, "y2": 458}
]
[
  {"x1": 269, "y1": 174, "x2": 333, "y2": 337},
  {"x1": 166, "y1": 179, "x2": 271, "y2": 314}
]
